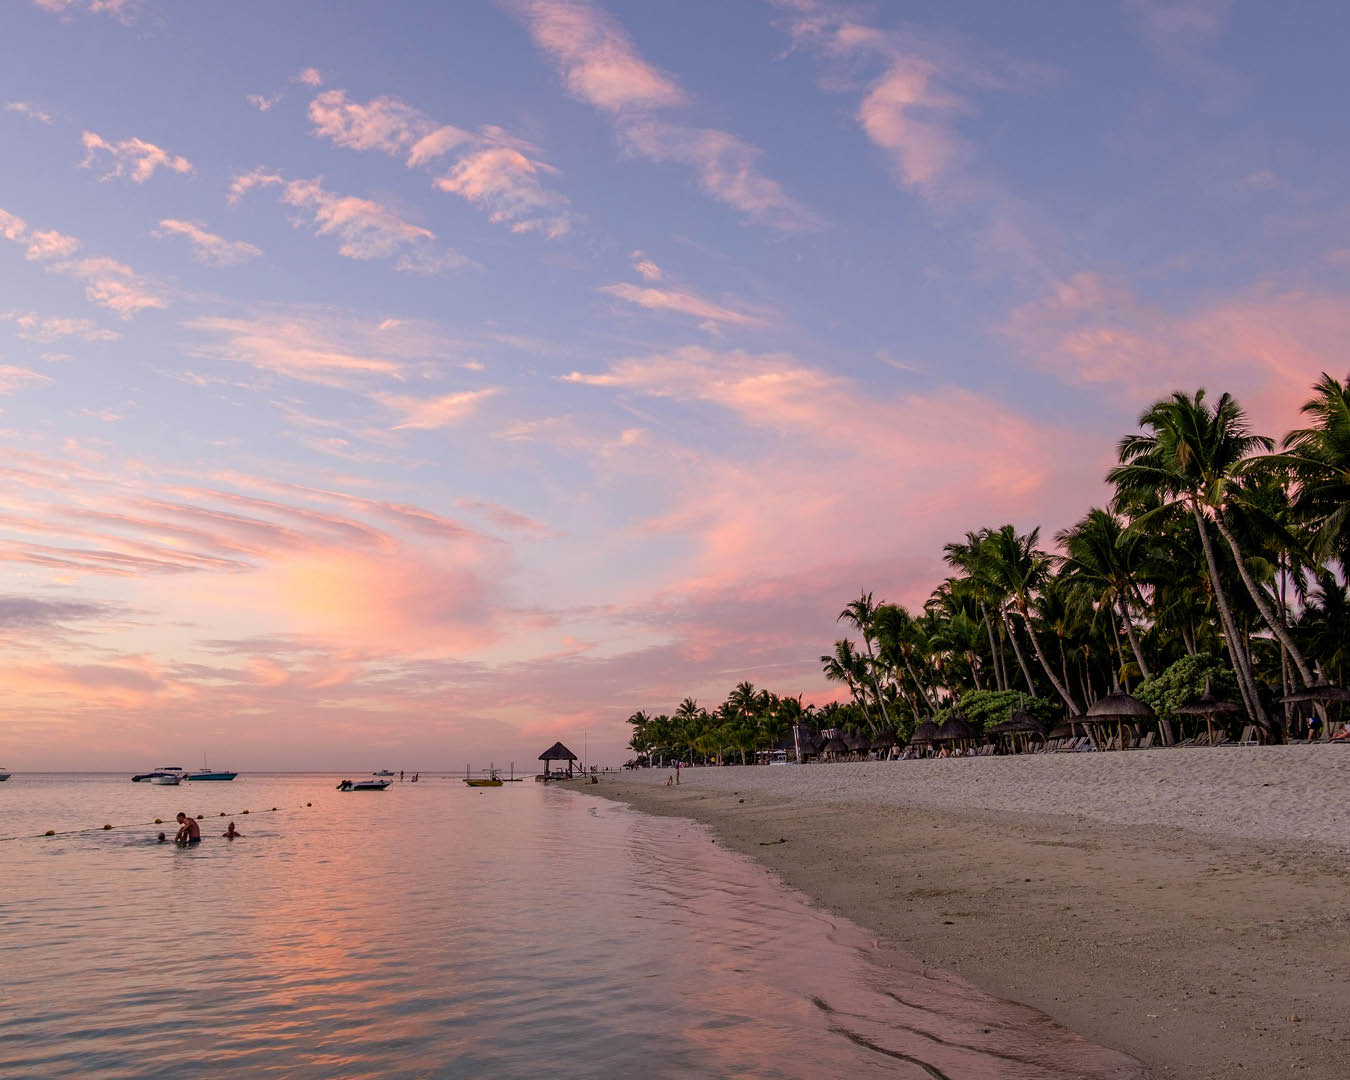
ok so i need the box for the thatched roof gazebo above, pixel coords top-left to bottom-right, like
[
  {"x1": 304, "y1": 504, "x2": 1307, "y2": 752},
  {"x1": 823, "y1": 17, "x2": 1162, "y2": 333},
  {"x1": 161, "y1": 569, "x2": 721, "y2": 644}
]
[
  {"x1": 910, "y1": 721, "x2": 940, "y2": 747},
  {"x1": 843, "y1": 733, "x2": 871, "y2": 755},
  {"x1": 1085, "y1": 688, "x2": 1155, "y2": 749},
  {"x1": 870, "y1": 731, "x2": 898, "y2": 751},
  {"x1": 1174, "y1": 684, "x2": 1243, "y2": 744},
  {"x1": 539, "y1": 741, "x2": 578, "y2": 778},
  {"x1": 935, "y1": 715, "x2": 977, "y2": 749},
  {"x1": 992, "y1": 708, "x2": 1043, "y2": 753}
]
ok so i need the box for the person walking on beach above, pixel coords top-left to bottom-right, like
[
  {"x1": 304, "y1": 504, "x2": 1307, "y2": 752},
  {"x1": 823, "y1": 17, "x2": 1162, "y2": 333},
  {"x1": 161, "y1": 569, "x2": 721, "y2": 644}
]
[
  {"x1": 222, "y1": 821, "x2": 243, "y2": 839},
  {"x1": 174, "y1": 813, "x2": 200, "y2": 845},
  {"x1": 675, "y1": 761, "x2": 680, "y2": 785}
]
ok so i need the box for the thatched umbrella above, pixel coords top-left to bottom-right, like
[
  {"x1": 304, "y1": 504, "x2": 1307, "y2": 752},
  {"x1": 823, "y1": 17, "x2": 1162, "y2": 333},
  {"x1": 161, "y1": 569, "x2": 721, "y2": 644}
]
[
  {"x1": 843, "y1": 732, "x2": 871, "y2": 754},
  {"x1": 935, "y1": 715, "x2": 977, "y2": 750},
  {"x1": 1174, "y1": 685, "x2": 1243, "y2": 744},
  {"x1": 539, "y1": 740, "x2": 578, "y2": 778},
  {"x1": 911, "y1": 721, "x2": 939, "y2": 744},
  {"x1": 1047, "y1": 721, "x2": 1074, "y2": 740},
  {"x1": 1001, "y1": 708, "x2": 1044, "y2": 753},
  {"x1": 1280, "y1": 679, "x2": 1350, "y2": 705},
  {"x1": 1084, "y1": 688, "x2": 1155, "y2": 749},
  {"x1": 870, "y1": 730, "x2": 897, "y2": 749}
]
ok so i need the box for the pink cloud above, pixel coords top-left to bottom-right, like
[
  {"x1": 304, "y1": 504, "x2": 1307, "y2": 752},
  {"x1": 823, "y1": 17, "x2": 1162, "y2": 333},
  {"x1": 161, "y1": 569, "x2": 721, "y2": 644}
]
[
  {"x1": 5, "y1": 101, "x2": 53, "y2": 125},
  {"x1": 0, "y1": 365, "x2": 52, "y2": 395},
  {"x1": 375, "y1": 387, "x2": 501, "y2": 430},
  {"x1": 229, "y1": 170, "x2": 467, "y2": 271},
  {"x1": 307, "y1": 89, "x2": 572, "y2": 237},
  {"x1": 1005, "y1": 275, "x2": 1350, "y2": 430},
  {"x1": 0, "y1": 311, "x2": 119, "y2": 342},
  {"x1": 80, "y1": 130, "x2": 193, "y2": 183},
  {"x1": 154, "y1": 219, "x2": 261, "y2": 267},
  {"x1": 598, "y1": 282, "x2": 765, "y2": 327},
  {"x1": 619, "y1": 121, "x2": 822, "y2": 231},
  {"x1": 512, "y1": 0, "x2": 814, "y2": 232},
  {"x1": 510, "y1": 0, "x2": 687, "y2": 112}
]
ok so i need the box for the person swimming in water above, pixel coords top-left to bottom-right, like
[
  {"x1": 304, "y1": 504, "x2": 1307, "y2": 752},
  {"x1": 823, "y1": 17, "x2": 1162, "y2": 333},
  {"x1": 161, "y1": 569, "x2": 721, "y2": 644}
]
[
  {"x1": 222, "y1": 821, "x2": 243, "y2": 839},
  {"x1": 157, "y1": 832, "x2": 167, "y2": 843},
  {"x1": 174, "y1": 812, "x2": 201, "y2": 845}
]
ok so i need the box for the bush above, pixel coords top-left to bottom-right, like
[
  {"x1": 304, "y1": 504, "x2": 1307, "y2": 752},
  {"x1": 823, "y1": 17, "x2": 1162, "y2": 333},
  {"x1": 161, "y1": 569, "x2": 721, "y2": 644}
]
[
  {"x1": 932, "y1": 689, "x2": 1059, "y2": 734},
  {"x1": 1134, "y1": 653, "x2": 1238, "y2": 725}
]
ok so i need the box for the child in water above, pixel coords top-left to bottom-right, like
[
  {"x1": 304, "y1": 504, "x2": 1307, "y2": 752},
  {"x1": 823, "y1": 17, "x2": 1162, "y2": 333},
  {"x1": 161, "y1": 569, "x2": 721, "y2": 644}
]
[{"x1": 222, "y1": 821, "x2": 243, "y2": 839}]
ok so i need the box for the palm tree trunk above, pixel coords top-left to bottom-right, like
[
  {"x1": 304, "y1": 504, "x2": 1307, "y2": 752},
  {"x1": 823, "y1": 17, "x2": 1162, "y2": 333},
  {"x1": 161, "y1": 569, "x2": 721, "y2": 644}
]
[
  {"x1": 1020, "y1": 606, "x2": 1081, "y2": 714},
  {"x1": 1116, "y1": 597, "x2": 1152, "y2": 680},
  {"x1": 858, "y1": 637, "x2": 894, "y2": 731},
  {"x1": 979, "y1": 603, "x2": 1005, "y2": 691},
  {"x1": 1001, "y1": 610, "x2": 1038, "y2": 694},
  {"x1": 1181, "y1": 622, "x2": 1196, "y2": 656},
  {"x1": 903, "y1": 656, "x2": 938, "y2": 713},
  {"x1": 1212, "y1": 514, "x2": 1314, "y2": 686},
  {"x1": 1190, "y1": 501, "x2": 1267, "y2": 728}
]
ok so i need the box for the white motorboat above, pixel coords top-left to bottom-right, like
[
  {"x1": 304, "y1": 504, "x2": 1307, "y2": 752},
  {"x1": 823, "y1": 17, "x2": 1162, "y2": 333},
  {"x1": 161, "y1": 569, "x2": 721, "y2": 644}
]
[
  {"x1": 133, "y1": 766, "x2": 185, "y2": 783},
  {"x1": 150, "y1": 773, "x2": 182, "y2": 785},
  {"x1": 337, "y1": 777, "x2": 391, "y2": 791}
]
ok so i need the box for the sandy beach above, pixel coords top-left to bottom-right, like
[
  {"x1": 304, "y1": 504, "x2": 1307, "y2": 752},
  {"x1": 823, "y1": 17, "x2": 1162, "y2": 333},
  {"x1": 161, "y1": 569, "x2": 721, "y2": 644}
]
[{"x1": 589, "y1": 747, "x2": 1350, "y2": 1079}]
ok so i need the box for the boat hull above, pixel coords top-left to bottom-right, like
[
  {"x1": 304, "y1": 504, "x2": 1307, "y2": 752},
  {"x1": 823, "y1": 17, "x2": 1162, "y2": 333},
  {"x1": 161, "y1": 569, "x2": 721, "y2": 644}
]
[
  {"x1": 464, "y1": 779, "x2": 503, "y2": 787},
  {"x1": 185, "y1": 772, "x2": 237, "y2": 781},
  {"x1": 337, "y1": 779, "x2": 390, "y2": 791},
  {"x1": 150, "y1": 776, "x2": 181, "y2": 785}
]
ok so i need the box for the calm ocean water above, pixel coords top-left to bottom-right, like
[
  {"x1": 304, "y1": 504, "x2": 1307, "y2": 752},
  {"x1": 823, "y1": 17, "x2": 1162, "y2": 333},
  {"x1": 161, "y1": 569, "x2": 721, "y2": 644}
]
[{"x1": 0, "y1": 774, "x2": 1146, "y2": 1078}]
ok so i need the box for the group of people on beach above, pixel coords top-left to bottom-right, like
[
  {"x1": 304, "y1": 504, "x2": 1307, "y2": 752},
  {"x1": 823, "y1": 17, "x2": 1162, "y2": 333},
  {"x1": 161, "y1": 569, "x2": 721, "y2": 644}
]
[{"x1": 156, "y1": 813, "x2": 243, "y2": 845}]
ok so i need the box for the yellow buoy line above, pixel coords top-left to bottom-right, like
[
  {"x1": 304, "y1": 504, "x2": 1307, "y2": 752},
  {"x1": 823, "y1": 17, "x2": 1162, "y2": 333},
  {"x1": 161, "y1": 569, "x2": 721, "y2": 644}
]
[{"x1": 0, "y1": 802, "x2": 314, "y2": 843}]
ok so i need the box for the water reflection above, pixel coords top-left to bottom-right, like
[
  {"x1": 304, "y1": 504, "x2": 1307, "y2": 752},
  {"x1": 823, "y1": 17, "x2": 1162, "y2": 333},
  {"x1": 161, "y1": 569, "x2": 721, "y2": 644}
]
[{"x1": 0, "y1": 775, "x2": 1146, "y2": 1078}]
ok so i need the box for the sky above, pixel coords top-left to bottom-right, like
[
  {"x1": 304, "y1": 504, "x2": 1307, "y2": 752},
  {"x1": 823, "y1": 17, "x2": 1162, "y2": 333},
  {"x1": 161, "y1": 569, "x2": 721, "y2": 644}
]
[{"x1": 3, "y1": 0, "x2": 1349, "y2": 770}]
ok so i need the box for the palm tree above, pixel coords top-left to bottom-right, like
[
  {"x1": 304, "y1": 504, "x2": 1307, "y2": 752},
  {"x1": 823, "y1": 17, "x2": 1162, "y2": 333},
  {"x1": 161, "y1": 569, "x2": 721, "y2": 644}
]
[
  {"x1": 838, "y1": 592, "x2": 894, "y2": 731},
  {"x1": 1109, "y1": 390, "x2": 1275, "y2": 725},
  {"x1": 820, "y1": 639, "x2": 875, "y2": 729},
  {"x1": 1280, "y1": 372, "x2": 1350, "y2": 571},
  {"x1": 1057, "y1": 508, "x2": 1152, "y2": 680},
  {"x1": 981, "y1": 524, "x2": 1082, "y2": 713},
  {"x1": 943, "y1": 532, "x2": 1008, "y2": 690}
]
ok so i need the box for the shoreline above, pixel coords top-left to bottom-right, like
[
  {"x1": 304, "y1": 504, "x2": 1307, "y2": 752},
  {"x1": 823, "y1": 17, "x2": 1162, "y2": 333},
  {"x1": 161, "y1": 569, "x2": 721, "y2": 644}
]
[{"x1": 586, "y1": 753, "x2": 1350, "y2": 1079}]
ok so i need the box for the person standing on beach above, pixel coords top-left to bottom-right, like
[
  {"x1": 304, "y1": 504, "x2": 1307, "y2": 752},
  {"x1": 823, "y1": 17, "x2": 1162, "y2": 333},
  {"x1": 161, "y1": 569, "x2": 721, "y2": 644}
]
[
  {"x1": 675, "y1": 761, "x2": 680, "y2": 785},
  {"x1": 174, "y1": 813, "x2": 200, "y2": 845}
]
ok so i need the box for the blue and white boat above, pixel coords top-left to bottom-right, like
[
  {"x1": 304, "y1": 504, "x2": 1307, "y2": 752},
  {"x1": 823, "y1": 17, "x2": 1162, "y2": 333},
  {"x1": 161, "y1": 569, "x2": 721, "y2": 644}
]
[
  {"x1": 132, "y1": 766, "x2": 185, "y2": 783},
  {"x1": 184, "y1": 756, "x2": 237, "y2": 781},
  {"x1": 0, "y1": 769, "x2": 10, "y2": 782}
]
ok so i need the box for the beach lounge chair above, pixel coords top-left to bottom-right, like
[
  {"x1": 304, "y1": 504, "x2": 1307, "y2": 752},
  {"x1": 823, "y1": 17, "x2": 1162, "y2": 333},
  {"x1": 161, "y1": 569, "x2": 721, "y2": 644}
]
[
  {"x1": 1234, "y1": 725, "x2": 1259, "y2": 746},
  {"x1": 1130, "y1": 732, "x2": 1155, "y2": 750}
]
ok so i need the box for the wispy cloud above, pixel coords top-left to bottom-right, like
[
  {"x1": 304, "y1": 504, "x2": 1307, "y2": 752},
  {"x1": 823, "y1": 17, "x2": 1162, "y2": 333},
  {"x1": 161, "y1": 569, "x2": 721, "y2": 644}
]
[
  {"x1": 184, "y1": 306, "x2": 464, "y2": 387},
  {"x1": 246, "y1": 91, "x2": 283, "y2": 113},
  {"x1": 154, "y1": 219, "x2": 261, "y2": 267},
  {"x1": 1, "y1": 310, "x2": 120, "y2": 342},
  {"x1": 375, "y1": 387, "x2": 501, "y2": 430},
  {"x1": 307, "y1": 89, "x2": 572, "y2": 237},
  {"x1": 5, "y1": 101, "x2": 53, "y2": 124},
  {"x1": 33, "y1": 0, "x2": 135, "y2": 21},
  {"x1": 455, "y1": 497, "x2": 558, "y2": 537},
  {"x1": 508, "y1": 0, "x2": 686, "y2": 111},
  {"x1": 512, "y1": 0, "x2": 818, "y2": 231},
  {"x1": 0, "y1": 364, "x2": 51, "y2": 395},
  {"x1": 598, "y1": 282, "x2": 765, "y2": 328},
  {"x1": 80, "y1": 131, "x2": 194, "y2": 183},
  {"x1": 0, "y1": 206, "x2": 165, "y2": 317},
  {"x1": 294, "y1": 67, "x2": 323, "y2": 87},
  {"x1": 229, "y1": 169, "x2": 468, "y2": 271}
]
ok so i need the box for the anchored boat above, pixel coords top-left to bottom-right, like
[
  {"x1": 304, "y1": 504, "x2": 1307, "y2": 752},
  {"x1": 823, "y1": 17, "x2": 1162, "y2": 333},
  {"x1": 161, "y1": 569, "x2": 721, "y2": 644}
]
[
  {"x1": 185, "y1": 754, "x2": 237, "y2": 781},
  {"x1": 132, "y1": 766, "x2": 185, "y2": 783},
  {"x1": 337, "y1": 777, "x2": 391, "y2": 791}
]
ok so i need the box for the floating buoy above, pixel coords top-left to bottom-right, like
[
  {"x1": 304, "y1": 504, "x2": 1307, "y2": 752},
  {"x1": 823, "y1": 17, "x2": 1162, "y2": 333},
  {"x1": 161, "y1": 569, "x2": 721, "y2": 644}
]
[
  {"x1": 103, "y1": 824, "x2": 112, "y2": 830},
  {"x1": 306, "y1": 802, "x2": 311, "y2": 807},
  {"x1": 195, "y1": 815, "x2": 203, "y2": 820},
  {"x1": 219, "y1": 812, "x2": 226, "y2": 816},
  {"x1": 44, "y1": 829, "x2": 55, "y2": 836},
  {"x1": 154, "y1": 818, "x2": 162, "y2": 824},
  {"x1": 242, "y1": 809, "x2": 249, "y2": 814},
  {"x1": 271, "y1": 807, "x2": 277, "y2": 811}
]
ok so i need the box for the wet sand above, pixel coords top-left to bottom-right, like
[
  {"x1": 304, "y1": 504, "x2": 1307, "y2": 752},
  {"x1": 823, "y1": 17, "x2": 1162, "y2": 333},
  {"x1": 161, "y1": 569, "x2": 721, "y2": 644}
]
[{"x1": 587, "y1": 753, "x2": 1350, "y2": 1079}]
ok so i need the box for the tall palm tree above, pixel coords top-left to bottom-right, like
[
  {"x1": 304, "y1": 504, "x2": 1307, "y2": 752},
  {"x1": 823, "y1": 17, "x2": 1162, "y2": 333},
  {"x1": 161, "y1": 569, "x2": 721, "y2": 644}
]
[
  {"x1": 1057, "y1": 507, "x2": 1152, "y2": 680},
  {"x1": 982, "y1": 524, "x2": 1082, "y2": 713},
  {"x1": 944, "y1": 532, "x2": 1008, "y2": 690},
  {"x1": 820, "y1": 638, "x2": 876, "y2": 730},
  {"x1": 838, "y1": 592, "x2": 894, "y2": 731},
  {"x1": 1108, "y1": 390, "x2": 1275, "y2": 724},
  {"x1": 1280, "y1": 372, "x2": 1350, "y2": 571}
]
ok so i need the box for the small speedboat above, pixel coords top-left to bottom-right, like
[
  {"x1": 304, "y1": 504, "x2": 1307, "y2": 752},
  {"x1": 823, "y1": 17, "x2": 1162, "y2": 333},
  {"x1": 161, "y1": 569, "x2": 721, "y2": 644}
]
[
  {"x1": 337, "y1": 778, "x2": 391, "y2": 791},
  {"x1": 373, "y1": 769, "x2": 395, "y2": 776},
  {"x1": 464, "y1": 770, "x2": 503, "y2": 788},
  {"x1": 132, "y1": 766, "x2": 185, "y2": 783}
]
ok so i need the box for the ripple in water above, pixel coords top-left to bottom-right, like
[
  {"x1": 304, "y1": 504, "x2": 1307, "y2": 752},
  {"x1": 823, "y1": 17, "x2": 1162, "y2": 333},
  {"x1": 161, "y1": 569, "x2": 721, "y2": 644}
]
[{"x1": 0, "y1": 774, "x2": 1147, "y2": 1078}]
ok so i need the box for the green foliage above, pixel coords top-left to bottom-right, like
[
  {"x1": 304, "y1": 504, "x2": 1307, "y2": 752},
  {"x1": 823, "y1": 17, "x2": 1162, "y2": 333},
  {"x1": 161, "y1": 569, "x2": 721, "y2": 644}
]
[
  {"x1": 1133, "y1": 653, "x2": 1238, "y2": 722},
  {"x1": 931, "y1": 689, "x2": 1058, "y2": 733}
]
